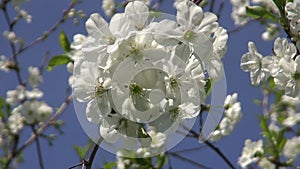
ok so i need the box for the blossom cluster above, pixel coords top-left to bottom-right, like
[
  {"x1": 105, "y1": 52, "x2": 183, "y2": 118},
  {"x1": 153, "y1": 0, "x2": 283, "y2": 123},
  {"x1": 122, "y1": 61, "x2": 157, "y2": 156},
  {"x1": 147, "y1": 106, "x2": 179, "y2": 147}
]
[
  {"x1": 72, "y1": 1, "x2": 228, "y2": 155},
  {"x1": 286, "y1": 0, "x2": 300, "y2": 50},
  {"x1": 241, "y1": 37, "x2": 300, "y2": 98},
  {"x1": 4, "y1": 67, "x2": 53, "y2": 135},
  {"x1": 239, "y1": 39, "x2": 300, "y2": 167},
  {"x1": 209, "y1": 93, "x2": 242, "y2": 141}
]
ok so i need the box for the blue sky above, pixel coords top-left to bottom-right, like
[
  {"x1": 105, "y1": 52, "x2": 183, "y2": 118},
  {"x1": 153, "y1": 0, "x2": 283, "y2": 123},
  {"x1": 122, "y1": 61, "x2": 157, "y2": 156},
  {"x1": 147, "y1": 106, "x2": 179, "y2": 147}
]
[{"x1": 0, "y1": 0, "x2": 278, "y2": 168}]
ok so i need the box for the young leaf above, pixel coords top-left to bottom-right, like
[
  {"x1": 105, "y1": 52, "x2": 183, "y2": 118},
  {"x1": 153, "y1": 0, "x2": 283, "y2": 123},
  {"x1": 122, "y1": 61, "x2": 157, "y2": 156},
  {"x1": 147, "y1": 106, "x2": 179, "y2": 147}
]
[
  {"x1": 59, "y1": 30, "x2": 71, "y2": 52},
  {"x1": 73, "y1": 145, "x2": 90, "y2": 159},
  {"x1": 0, "y1": 97, "x2": 5, "y2": 119},
  {"x1": 46, "y1": 55, "x2": 73, "y2": 71},
  {"x1": 246, "y1": 6, "x2": 277, "y2": 22},
  {"x1": 205, "y1": 78, "x2": 213, "y2": 96},
  {"x1": 103, "y1": 162, "x2": 117, "y2": 169}
]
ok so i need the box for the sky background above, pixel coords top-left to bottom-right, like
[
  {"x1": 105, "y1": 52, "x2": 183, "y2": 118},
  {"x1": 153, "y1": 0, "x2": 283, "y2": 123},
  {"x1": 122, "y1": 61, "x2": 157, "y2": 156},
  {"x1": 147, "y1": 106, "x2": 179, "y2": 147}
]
[{"x1": 0, "y1": 0, "x2": 279, "y2": 168}]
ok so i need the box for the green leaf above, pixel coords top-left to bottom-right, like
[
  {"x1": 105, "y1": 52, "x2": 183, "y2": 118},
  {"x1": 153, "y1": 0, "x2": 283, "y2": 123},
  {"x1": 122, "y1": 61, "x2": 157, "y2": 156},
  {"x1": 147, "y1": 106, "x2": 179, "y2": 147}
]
[
  {"x1": 260, "y1": 117, "x2": 272, "y2": 140},
  {"x1": 59, "y1": 30, "x2": 71, "y2": 52},
  {"x1": 205, "y1": 78, "x2": 213, "y2": 96},
  {"x1": 278, "y1": 137, "x2": 287, "y2": 152},
  {"x1": 253, "y1": 99, "x2": 263, "y2": 106},
  {"x1": 104, "y1": 162, "x2": 117, "y2": 169},
  {"x1": 0, "y1": 97, "x2": 5, "y2": 119},
  {"x1": 156, "y1": 154, "x2": 167, "y2": 169},
  {"x1": 46, "y1": 55, "x2": 73, "y2": 71},
  {"x1": 73, "y1": 145, "x2": 90, "y2": 159},
  {"x1": 246, "y1": 6, "x2": 277, "y2": 22},
  {"x1": 272, "y1": 0, "x2": 288, "y2": 25}
]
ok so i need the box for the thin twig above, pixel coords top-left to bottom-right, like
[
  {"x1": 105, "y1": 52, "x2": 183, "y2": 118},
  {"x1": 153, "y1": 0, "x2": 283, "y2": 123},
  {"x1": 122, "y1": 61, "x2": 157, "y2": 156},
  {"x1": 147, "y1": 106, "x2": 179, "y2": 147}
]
[
  {"x1": 2, "y1": 4, "x2": 23, "y2": 85},
  {"x1": 166, "y1": 151, "x2": 210, "y2": 169},
  {"x1": 39, "y1": 51, "x2": 49, "y2": 75},
  {"x1": 10, "y1": 1, "x2": 76, "y2": 60},
  {"x1": 228, "y1": 19, "x2": 259, "y2": 35},
  {"x1": 209, "y1": 0, "x2": 215, "y2": 12},
  {"x1": 85, "y1": 138, "x2": 102, "y2": 169},
  {"x1": 152, "y1": 0, "x2": 163, "y2": 10},
  {"x1": 5, "y1": 95, "x2": 72, "y2": 168},
  {"x1": 171, "y1": 146, "x2": 206, "y2": 154},
  {"x1": 204, "y1": 140, "x2": 236, "y2": 169},
  {"x1": 31, "y1": 125, "x2": 45, "y2": 169},
  {"x1": 184, "y1": 128, "x2": 236, "y2": 169}
]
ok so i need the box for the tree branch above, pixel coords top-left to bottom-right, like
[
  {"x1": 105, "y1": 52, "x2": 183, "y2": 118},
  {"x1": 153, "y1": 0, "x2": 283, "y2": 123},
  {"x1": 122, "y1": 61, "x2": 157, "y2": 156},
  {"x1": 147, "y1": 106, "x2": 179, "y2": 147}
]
[
  {"x1": 10, "y1": 1, "x2": 77, "y2": 60},
  {"x1": 4, "y1": 95, "x2": 72, "y2": 168},
  {"x1": 204, "y1": 140, "x2": 236, "y2": 169},
  {"x1": 85, "y1": 138, "x2": 102, "y2": 169},
  {"x1": 31, "y1": 125, "x2": 45, "y2": 169},
  {"x1": 166, "y1": 151, "x2": 210, "y2": 169}
]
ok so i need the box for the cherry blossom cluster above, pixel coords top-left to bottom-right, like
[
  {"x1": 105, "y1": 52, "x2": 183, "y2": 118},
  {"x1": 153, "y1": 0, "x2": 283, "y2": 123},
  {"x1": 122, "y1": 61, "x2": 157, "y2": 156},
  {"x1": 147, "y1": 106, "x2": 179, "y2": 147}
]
[
  {"x1": 3, "y1": 67, "x2": 53, "y2": 135},
  {"x1": 72, "y1": 1, "x2": 228, "y2": 155},
  {"x1": 209, "y1": 93, "x2": 242, "y2": 141},
  {"x1": 285, "y1": 0, "x2": 300, "y2": 50},
  {"x1": 241, "y1": 37, "x2": 300, "y2": 98}
]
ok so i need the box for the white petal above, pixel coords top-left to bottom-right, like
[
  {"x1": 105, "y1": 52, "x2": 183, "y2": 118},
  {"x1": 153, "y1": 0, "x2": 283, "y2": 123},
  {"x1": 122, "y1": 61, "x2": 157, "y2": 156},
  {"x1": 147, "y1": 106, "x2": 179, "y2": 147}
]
[
  {"x1": 125, "y1": 1, "x2": 149, "y2": 30},
  {"x1": 85, "y1": 13, "x2": 111, "y2": 36},
  {"x1": 206, "y1": 58, "x2": 224, "y2": 80},
  {"x1": 154, "y1": 19, "x2": 182, "y2": 46},
  {"x1": 176, "y1": 2, "x2": 204, "y2": 27},
  {"x1": 191, "y1": 32, "x2": 214, "y2": 63}
]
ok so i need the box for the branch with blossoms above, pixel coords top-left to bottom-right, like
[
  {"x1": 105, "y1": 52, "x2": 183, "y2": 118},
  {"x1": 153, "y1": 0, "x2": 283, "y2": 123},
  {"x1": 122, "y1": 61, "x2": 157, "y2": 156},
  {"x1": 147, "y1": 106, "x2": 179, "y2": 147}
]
[
  {"x1": 0, "y1": 0, "x2": 300, "y2": 169},
  {"x1": 232, "y1": 0, "x2": 300, "y2": 168},
  {"x1": 0, "y1": 0, "x2": 83, "y2": 168}
]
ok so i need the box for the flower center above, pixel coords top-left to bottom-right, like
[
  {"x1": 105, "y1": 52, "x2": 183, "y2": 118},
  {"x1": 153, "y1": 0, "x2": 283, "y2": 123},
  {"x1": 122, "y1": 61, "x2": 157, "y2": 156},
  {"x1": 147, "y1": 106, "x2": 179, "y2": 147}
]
[
  {"x1": 129, "y1": 83, "x2": 143, "y2": 96},
  {"x1": 184, "y1": 30, "x2": 195, "y2": 41},
  {"x1": 170, "y1": 76, "x2": 179, "y2": 88}
]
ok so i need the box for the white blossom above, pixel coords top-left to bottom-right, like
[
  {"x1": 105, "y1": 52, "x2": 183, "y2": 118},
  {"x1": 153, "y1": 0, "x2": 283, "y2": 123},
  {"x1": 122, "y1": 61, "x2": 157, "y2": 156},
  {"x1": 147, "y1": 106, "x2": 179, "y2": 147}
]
[
  {"x1": 283, "y1": 107, "x2": 300, "y2": 127},
  {"x1": 283, "y1": 136, "x2": 300, "y2": 161},
  {"x1": 286, "y1": 0, "x2": 300, "y2": 51},
  {"x1": 72, "y1": 1, "x2": 227, "y2": 153},
  {"x1": 230, "y1": 0, "x2": 250, "y2": 26},
  {"x1": 28, "y1": 66, "x2": 42, "y2": 88},
  {"x1": 238, "y1": 139, "x2": 264, "y2": 168},
  {"x1": 148, "y1": 130, "x2": 166, "y2": 148},
  {"x1": 261, "y1": 24, "x2": 280, "y2": 41},
  {"x1": 102, "y1": 0, "x2": 116, "y2": 17},
  {"x1": 8, "y1": 108, "x2": 24, "y2": 134},
  {"x1": 25, "y1": 88, "x2": 43, "y2": 99},
  {"x1": 6, "y1": 85, "x2": 25, "y2": 106},
  {"x1": 258, "y1": 158, "x2": 275, "y2": 169},
  {"x1": 252, "y1": 0, "x2": 279, "y2": 14},
  {"x1": 155, "y1": 1, "x2": 225, "y2": 79},
  {"x1": 15, "y1": 7, "x2": 32, "y2": 23},
  {"x1": 241, "y1": 42, "x2": 271, "y2": 86},
  {"x1": 210, "y1": 93, "x2": 242, "y2": 141},
  {"x1": 0, "y1": 55, "x2": 10, "y2": 72},
  {"x1": 20, "y1": 101, "x2": 53, "y2": 124},
  {"x1": 3, "y1": 31, "x2": 20, "y2": 44}
]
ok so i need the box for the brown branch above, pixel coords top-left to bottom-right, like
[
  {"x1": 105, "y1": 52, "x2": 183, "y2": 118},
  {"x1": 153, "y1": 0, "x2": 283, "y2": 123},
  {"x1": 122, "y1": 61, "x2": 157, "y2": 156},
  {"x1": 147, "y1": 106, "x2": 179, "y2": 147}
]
[
  {"x1": 228, "y1": 19, "x2": 259, "y2": 35},
  {"x1": 10, "y1": 1, "x2": 77, "y2": 60},
  {"x1": 184, "y1": 127, "x2": 236, "y2": 169},
  {"x1": 2, "y1": 3, "x2": 23, "y2": 85},
  {"x1": 166, "y1": 151, "x2": 210, "y2": 169},
  {"x1": 4, "y1": 95, "x2": 72, "y2": 168},
  {"x1": 85, "y1": 138, "x2": 102, "y2": 169},
  {"x1": 31, "y1": 125, "x2": 45, "y2": 169},
  {"x1": 204, "y1": 140, "x2": 236, "y2": 169}
]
